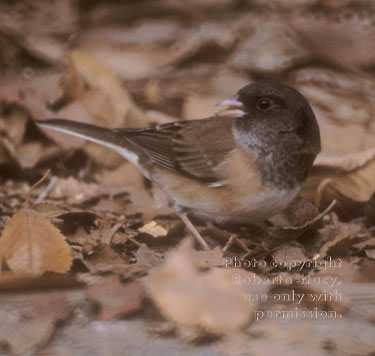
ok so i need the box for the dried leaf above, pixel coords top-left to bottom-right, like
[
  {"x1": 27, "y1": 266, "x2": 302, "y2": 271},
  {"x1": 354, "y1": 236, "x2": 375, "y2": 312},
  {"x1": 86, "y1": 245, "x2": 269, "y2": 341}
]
[
  {"x1": 269, "y1": 197, "x2": 320, "y2": 227},
  {"x1": 356, "y1": 260, "x2": 375, "y2": 283},
  {"x1": 99, "y1": 162, "x2": 172, "y2": 219},
  {"x1": 318, "y1": 214, "x2": 370, "y2": 258},
  {"x1": 293, "y1": 17, "x2": 375, "y2": 68},
  {"x1": 86, "y1": 276, "x2": 144, "y2": 320},
  {"x1": 16, "y1": 142, "x2": 45, "y2": 169},
  {"x1": 70, "y1": 51, "x2": 149, "y2": 128},
  {"x1": 136, "y1": 244, "x2": 163, "y2": 267},
  {"x1": 48, "y1": 177, "x2": 103, "y2": 204},
  {"x1": 0, "y1": 105, "x2": 29, "y2": 147},
  {"x1": 304, "y1": 148, "x2": 375, "y2": 207},
  {"x1": 83, "y1": 243, "x2": 128, "y2": 272},
  {"x1": 231, "y1": 19, "x2": 309, "y2": 74},
  {"x1": 2, "y1": 318, "x2": 54, "y2": 356},
  {"x1": 268, "y1": 200, "x2": 336, "y2": 240},
  {"x1": 272, "y1": 245, "x2": 309, "y2": 268},
  {"x1": 194, "y1": 246, "x2": 224, "y2": 268},
  {"x1": 50, "y1": 54, "x2": 84, "y2": 109},
  {"x1": 0, "y1": 208, "x2": 72, "y2": 275},
  {"x1": 0, "y1": 293, "x2": 71, "y2": 356},
  {"x1": 365, "y1": 249, "x2": 375, "y2": 259},
  {"x1": 365, "y1": 193, "x2": 375, "y2": 225},
  {"x1": 138, "y1": 221, "x2": 168, "y2": 238},
  {"x1": 32, "y1": 293, "x2": 72, "y2": 322},
  {"x1": 145, "y1": 238, "x2": 255, "y2": 335}
]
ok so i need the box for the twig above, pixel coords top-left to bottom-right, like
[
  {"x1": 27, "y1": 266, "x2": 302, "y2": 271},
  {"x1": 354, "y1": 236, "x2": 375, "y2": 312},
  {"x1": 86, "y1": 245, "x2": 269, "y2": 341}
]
[
  {"x1": 35, "y1": 175, "x2": 59, "y2": 204},
  {"x1": 27, "y1": 169, "x2": 51, "y2": 207},
  {"x1": 223, "y1": 234, "x2": 250, "y2": 253},
  {"x1": 223, "y1": 234, "x2": 236, "y2": 252}
]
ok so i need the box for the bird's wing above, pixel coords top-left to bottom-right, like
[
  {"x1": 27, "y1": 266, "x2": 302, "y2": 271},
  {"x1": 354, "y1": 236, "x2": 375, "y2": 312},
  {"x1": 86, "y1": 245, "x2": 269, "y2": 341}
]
[{"x1": 118, "y1": 117, "x2": 236, "y2": 185}]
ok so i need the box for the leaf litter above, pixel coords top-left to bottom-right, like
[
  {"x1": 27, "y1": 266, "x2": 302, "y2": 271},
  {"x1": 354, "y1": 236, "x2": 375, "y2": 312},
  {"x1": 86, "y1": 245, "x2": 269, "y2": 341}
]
[{"x1": 0, "y1": 1, "x2": 374, "y2": 355}]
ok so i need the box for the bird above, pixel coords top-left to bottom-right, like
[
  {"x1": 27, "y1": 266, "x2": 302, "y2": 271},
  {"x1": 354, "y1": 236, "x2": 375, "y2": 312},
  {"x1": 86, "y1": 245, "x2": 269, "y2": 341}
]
[{"x1": 37, "y1": 82, "x2": 321, "y2": 250}]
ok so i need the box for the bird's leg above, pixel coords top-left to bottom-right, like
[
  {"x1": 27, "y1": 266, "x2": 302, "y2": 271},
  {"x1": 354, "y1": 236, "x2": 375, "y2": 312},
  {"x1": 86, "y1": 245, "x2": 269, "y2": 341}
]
[{"x1": 177, "y1": 212, "x2": 210, "y2": 250}]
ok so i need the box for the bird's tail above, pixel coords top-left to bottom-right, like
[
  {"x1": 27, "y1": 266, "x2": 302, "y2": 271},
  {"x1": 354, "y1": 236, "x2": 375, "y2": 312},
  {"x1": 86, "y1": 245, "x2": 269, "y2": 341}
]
[
  {"x1": 36, "y1": 119, "x2": 147, "y2": 175},
  {"x1": 37, "y1": 119, "x2": 123, "y2": 147}
]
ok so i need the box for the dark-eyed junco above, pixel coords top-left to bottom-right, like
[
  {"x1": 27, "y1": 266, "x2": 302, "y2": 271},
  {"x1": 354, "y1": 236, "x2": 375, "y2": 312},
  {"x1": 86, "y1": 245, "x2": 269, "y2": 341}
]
[{"x1": 37, "y1": 82, "x2": 321, "y2": 250}]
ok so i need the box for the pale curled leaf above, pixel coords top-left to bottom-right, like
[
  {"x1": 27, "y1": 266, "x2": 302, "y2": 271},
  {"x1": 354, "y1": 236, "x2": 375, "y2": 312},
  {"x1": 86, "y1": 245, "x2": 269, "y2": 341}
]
[
  {"x1": 314, "y1": 147, "x2": 375, "y2": 172},
  {"x1": 48, "y1": 176, "x2": 102, "y2": 204},
  {"x1": 145, "y1": 239, "x2": 255, "y2": 335},
  {"x1": 138, "y1": 221, "x2": 168, "y2": 238},
  {"x1": 0, "y1": 208, "x2": 72, "y2": 275},
  {"x1": 306, "y1": 148, "x2": 375, "y2": 205}
]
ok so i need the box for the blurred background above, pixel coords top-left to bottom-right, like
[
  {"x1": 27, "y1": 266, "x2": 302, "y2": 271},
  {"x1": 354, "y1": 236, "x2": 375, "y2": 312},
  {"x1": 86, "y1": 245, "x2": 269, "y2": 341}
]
[{"x1": 0, "y1": 0, "x2": 374, "y2": 171}]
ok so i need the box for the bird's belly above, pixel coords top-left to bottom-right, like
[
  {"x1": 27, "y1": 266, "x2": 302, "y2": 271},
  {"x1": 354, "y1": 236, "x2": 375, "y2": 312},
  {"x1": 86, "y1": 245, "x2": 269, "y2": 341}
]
[
  {"x1": 151, "y1": 166, "x2": 300, "y2": 224},
  {"x1": 190, "y1": 186, "x2": 300, "y2": 224}
]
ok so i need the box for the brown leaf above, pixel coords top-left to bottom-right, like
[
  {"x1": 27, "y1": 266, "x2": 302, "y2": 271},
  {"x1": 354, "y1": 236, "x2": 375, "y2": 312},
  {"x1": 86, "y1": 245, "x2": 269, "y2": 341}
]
[
  {"x1": 138, "y1": 221, "x2": 168, "y2": 238},
  {"x1": 351, "y1": 238, "x2": 375, "y2": 254},
  {"x1": 269, "y1": 197, "x2": 320, "y2": 227},
  {"x1": 32, "y1": 293, "x2": 72, "y2": 323},
  {"x1": 2, "y1": 318, "x2": 55, "y2": 356},
  {"x1": 365, "y1": 193, "x2": 375, "y2": 225},
  {"x1": 304, "y1": 148, "x2": 375, "y2": 209},
  {"x1": 0, "y1": 105, "x2": 29, "y2": 147},
  {"x1": 0, "y1": 136, "x2": 15, "y2": 166},
  {"x1": 70, "y1": 50, "x2": 149, "y2": 128},
  {"x1": 231, "y1": 19, "x2": 309, "y2": 74},
  {"x1": 99, "y1": 162, "x2": 172, "y2": 219},
  {"x1": 83, "y1": 243, "x2": 128, "y2": 273},
  {"x1": 293, "y1": 17, "x2": 375, "y2": 69},
  {"x1": 0, "y1": 293, "x2": 71, "y2": 356},
  {"x1": 48, "y1": 176, "x2": 103, "y2": 205},
  {"x1": 15, "y1": 142, "x2": 45, "y2": 169},
  {"x1": 267, "y1": 200, "x2": 336, "y2": 240},
  {"x1": 86, "y1": 276, "x2": 144, "y2": 320},
  {"x1": 136, "y1": 244, "x2": 163, "y2": 267},
  {"x1": 365, "y1": 249, "x2": 375, "y2": 259},
  {"x1": 49, "y1": 54, "x2": 84, "y2": 109},
  {"x1": 318, "y1": 215, "x2": 369, "y2": 258},
  {"x1": 355, "y1": 259, "x2": 375, "y2": 283},
  {"x1": 145, "y1": 238, "x2": 255, "y2": 335},
  {"x1": 100, "y1": 162, "x2": 143, "y2": 189},
  {"x1": 195, "y1": 246, "x2": 224, "y2": 268},
  {"x1": 272, "y1": 245, "x2": 309, "y2": 268},
  {"x1": 0, "y1": 208, "x2": 72, "y2": 275}
]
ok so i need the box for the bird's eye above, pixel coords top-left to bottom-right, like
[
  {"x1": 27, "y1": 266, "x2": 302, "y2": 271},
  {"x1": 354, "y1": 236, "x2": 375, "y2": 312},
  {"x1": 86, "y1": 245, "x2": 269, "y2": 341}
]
[{"x1": 257, "y1": 98, "x2": 272, "y2": 111}]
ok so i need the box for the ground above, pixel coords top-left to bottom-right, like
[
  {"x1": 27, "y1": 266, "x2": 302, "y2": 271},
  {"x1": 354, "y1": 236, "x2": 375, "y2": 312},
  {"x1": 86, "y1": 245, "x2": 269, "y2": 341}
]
[{"x1": 0, "y1": 1, "x2": 374, "y2": 355}]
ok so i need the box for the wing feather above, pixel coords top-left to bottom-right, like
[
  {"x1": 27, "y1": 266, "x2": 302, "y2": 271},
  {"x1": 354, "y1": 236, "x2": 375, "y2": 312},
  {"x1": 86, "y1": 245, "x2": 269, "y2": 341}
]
[{"x1": 121, "y1": 117, "x2": 236, "y2": 184}]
